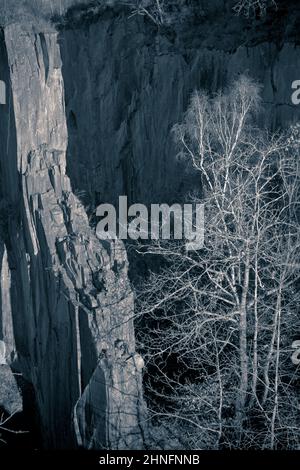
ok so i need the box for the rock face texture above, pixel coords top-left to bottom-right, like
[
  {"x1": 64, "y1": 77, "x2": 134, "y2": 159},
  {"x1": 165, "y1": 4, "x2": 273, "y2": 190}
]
[
  {"x1": 0, "y1": 364, "x2": 23, "y2": 416},
  {"x1": 0, "y1": 0, "x2": 300, "y2": 450},
  {"x1": 0, "y1": 24, "x2": 146, "y2": 449},
  {"x1": 59, "y1": 2, "x2": 300, "y2": 207}
]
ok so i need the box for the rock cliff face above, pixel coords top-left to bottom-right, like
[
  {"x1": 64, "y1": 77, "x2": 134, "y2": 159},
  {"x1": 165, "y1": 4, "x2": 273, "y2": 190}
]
[
  {"x1": 0, "y1": 0, "x2": 300, "y2": 450},
  {"x1": 0, "y1": 23, "x2": 146, "y2": 449},
  {"x1": 59, "y1": 2, "x2": 300, "y2": 207}
]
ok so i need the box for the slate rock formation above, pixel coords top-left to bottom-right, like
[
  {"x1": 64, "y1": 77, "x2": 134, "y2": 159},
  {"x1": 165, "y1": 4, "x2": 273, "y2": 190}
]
[
  {"x1": 59, "y1": 0, "x2": 300, "y2": 207},
  {"x1": 0, "y1": 0, "x2": 299, "y2": 450},
  {"x1": 0, "y1": 22, "x2": 146, "y2": 449}
]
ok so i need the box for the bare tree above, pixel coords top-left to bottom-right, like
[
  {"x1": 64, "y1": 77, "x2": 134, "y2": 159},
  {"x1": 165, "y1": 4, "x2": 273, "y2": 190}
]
[
  {"x1": 233, "y1": 0, "x2": 277, "y2": 17},
  {"x1": 128, "y1": 0, "x2": 167, "y2": 26},
  {"x1": 136, "y1": 77, "x2": 300, "y2": 449},
  {"x1": 0, "y1": 411, "x2": 28, "y2": 445}
]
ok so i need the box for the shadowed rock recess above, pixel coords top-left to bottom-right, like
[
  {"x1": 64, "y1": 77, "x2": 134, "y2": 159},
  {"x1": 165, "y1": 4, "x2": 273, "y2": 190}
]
[{"x1": 0, "y1": 23, "x2": 146, "y2": 449}]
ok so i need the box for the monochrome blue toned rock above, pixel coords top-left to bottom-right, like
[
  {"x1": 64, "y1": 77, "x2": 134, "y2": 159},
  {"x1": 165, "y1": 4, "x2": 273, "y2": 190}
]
[{"x1": 0, "y1": 0, "x2": 299, "y2": 451}]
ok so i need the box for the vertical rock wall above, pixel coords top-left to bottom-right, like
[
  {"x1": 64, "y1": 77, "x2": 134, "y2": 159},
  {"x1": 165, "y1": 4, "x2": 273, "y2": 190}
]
[
  {"x1": 0, "y1": 24, "x2": 146, "y2": 449},
  {"x1": 59, "y1": 11, "x2": 300, "y2": 207}
]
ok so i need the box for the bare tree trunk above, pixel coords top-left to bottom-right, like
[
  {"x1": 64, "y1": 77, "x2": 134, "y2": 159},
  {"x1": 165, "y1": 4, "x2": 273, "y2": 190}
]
[
  {"x1": 251, "y1": 250, "x2": 259, "y2": 404},
  {"x1": 236, "y1": 249, "x2": 250, "y2": 436},
  {"x1": 270, "y1": 288, "x2": 282, "y2": 449},
  {"x1": 262, "y1": 289, "x2": 282, "y2": 405},
  {"x1": 215, "y1": 337, "x2": 223, "y2": 447}
]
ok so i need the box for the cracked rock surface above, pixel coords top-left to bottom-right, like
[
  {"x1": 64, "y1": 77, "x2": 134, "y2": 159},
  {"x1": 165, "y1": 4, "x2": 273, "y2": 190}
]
[{"x1": 0, "y1": 23, "x2": 146, "y2": 449}]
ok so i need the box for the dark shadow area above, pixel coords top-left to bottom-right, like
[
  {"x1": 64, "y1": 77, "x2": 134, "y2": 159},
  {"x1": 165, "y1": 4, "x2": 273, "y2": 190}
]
[{"x1": 0, "y1": 375, "x2": 42, "y2": 449}]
